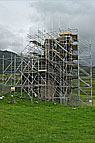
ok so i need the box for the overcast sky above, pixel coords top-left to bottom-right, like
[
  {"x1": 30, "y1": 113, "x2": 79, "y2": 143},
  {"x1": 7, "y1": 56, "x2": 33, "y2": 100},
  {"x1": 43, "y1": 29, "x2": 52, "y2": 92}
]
[{"x1": 0, "y1": 0, "x2": 95, "y2": 56}]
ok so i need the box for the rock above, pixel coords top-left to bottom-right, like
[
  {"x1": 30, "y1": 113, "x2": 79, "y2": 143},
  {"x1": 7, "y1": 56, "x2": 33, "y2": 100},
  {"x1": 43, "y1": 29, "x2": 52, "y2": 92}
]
[
  {"x1": 0, "y1": 96, "x2": 4, "y2": 99},
  {"x1": 13, "y1": 100, "x2": 17, "y2": 104},
  {"x1": 72, "y1": 108, "x2": 77, "y2": 110},
  {"x1": 20, "y1": 96, "x2": 25, "y2": 99},
  {"x1": 8, "y1": 100, "x2": 12, "y2": 104},
  {"x1": 34, "y1": 101, "x2": 38, "y2": 104}
]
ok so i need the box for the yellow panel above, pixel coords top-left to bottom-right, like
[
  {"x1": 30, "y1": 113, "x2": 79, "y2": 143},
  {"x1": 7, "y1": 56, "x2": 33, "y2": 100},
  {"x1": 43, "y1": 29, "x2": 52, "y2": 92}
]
[
  {"x1": 64, "y1": 32, "x2": 72, "y2": 35},
  {"x1": 52, "y1": 49, "x2": 60, "y2": 54},
  {"x1": 59, "y1": 33, "x2": 64, "y2": 36},
  {"x1": 38, "y1": 69, "x2": 47, "y2": 72}
]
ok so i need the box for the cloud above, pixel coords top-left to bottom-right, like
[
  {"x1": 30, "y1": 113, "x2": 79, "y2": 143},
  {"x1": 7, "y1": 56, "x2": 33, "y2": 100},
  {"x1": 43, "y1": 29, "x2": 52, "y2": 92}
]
[
  {"x1": 29, "y1": 0, "x2": 95, "y2": 64},
  {"x1": 0, "y1": 24, "x2": 23, "y2": 53},
  {"x1": 0, "y1": 0, "x2": 95, "y2": 64},
  {"x1": 30, "y1": 0, "x2": 95, "y2": 34}
]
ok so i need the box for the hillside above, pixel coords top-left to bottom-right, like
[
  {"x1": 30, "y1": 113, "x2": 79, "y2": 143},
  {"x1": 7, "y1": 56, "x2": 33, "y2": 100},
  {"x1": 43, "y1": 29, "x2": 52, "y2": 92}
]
[
  {"x1": 0, "y1": 50, "x2": 18, "y2": 73},
  {"x1": 0, "y1": 50, "x2": 17, "y2": 58},
  {"x1": 0, "y1": 93, "x2": 95, "y2": 143}
]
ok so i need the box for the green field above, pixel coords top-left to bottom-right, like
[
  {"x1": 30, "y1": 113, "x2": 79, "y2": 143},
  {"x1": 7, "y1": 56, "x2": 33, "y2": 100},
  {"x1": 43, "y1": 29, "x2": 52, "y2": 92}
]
[{"x1": 0, "y1": 93, "x2": 95, "y2": 143}]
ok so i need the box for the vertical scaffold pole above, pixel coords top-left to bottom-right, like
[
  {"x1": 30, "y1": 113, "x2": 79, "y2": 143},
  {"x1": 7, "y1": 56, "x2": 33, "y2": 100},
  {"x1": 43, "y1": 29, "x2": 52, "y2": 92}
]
[
  {"x1": 14, "y1": 55, "x2": 16, "y2": 96},
  {"x1": 38, "y1": 58, "x2": 40, "y2": 98},
  {"x1": 11, "y1": 53, "x2": 12, "y2": 86},
  {"x1": 78, "y1": 35, "x2": 80, "y2": 106},
  {"x1": 90, "y1": 41, "x2": 93, "y2": 105},
  {"x1": 2, "y1": 55, "x2": 4, "y2": 94},
  {"x1": 21, "y1": 53, "x2": 23, "y2": 97}
]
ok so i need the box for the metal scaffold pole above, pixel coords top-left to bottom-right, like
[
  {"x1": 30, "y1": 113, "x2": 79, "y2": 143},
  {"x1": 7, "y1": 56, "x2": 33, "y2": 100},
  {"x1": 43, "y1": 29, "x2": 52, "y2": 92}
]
[
  {"x1": 78, "y1": 36, "x2": 80, "y2": 106},
  {"x1": 90, "y1": 41, "x2": 93, "y2": 105},
  {"x1": 21, "y1": 53, "x2": 23, "y2": 97},
  {"x1": 14, "y1": 55, "x2": 16, "y2": 96},
  {"x1": 2, "y1": 55, "x2": 4, "y2": 94}
]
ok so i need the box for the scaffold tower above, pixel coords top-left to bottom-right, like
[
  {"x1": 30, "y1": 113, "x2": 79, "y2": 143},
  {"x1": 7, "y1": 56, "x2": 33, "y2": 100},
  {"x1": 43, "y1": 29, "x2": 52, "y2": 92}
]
[{"x1": 1, "y1": 28, "x2": 93, "y2": 105}]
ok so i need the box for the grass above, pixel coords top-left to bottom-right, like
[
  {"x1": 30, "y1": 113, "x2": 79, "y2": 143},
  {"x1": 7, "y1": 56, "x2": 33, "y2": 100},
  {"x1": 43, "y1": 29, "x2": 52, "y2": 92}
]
[{"x1": 0, "y1": 93, "x2": 95, "y2": 143}]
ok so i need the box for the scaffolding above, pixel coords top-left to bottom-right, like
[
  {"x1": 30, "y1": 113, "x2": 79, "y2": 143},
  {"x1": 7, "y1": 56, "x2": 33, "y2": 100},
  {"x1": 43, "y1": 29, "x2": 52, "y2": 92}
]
[{"x1": 1, "y1": 28, "x2": 93, "y2": 105}]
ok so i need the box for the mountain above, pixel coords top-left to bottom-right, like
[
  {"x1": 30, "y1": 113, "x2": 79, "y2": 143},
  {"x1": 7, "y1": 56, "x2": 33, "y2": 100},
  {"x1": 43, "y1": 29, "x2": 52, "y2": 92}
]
[
  {"x1": 0, "y1": 50, "x2": 18, "y2": 74},
  {"x1": 0, "y1": 50, "x2": 17, "y2": 58}
]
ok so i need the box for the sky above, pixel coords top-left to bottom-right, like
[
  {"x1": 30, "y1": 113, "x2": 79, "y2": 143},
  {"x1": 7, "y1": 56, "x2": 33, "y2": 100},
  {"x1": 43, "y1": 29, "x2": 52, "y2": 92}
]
[{"x1": 0, "y1": 0, "x2": 95, "y2": 57}]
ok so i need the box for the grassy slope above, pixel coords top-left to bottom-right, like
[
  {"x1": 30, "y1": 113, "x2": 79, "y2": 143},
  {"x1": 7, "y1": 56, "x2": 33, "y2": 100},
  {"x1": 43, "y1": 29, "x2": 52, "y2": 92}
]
[{"x1": 0, "y1": 94, "x2": 95, "y2": 143}]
